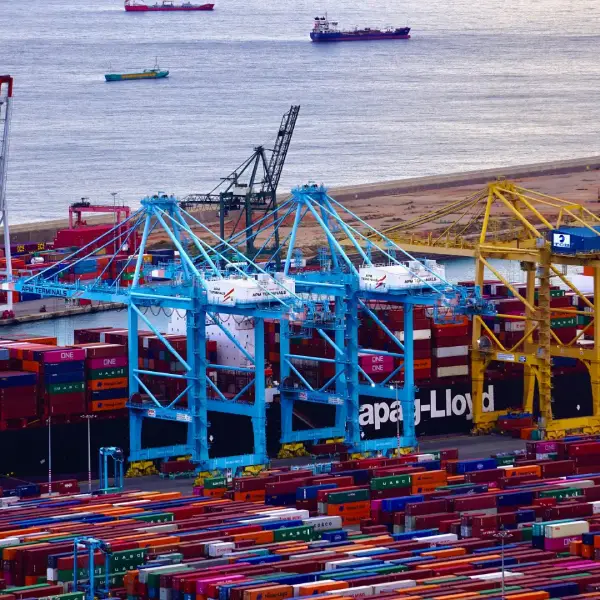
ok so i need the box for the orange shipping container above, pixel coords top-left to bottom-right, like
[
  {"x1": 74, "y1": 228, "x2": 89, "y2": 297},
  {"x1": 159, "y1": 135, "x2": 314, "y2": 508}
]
[
  {"x1": 501, "y1": 465, "x2": 541, "y2": 478},
  {"x1": 422, "y1": 547, "x2": 467, "y2": 559},
  {"x1": 297, "y1": 581, "x2": 350, "y2": 596},
  {"x1": 90, "y1": 399, "x2": 128, "y2": 412},
  {"x1": 88, "y1": 377, "x2": 128, "y2": 390},
  {"x1": 234, "y1": 490, "x2": 266, "y2": 503},
  {"x1": 327, "y1": 500, "x2": 371, "y2": 516},
  {"x1": 411, "y1": 470, "x2": 448, "y2": 485},
  {"x1": 243, "y1": 585, "x2": 294, "y2": 600},
  {"x1": 203, "y1": 488, "x2": 227, "y2": 498}
]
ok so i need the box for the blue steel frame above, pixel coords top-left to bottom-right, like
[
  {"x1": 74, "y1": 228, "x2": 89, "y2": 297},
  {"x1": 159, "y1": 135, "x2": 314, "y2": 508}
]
[
  {"x1": 98, "y1": 446, "x2": 124, "y2": 493},
  {"x1": 2, "y1": 187, "x2": 494, "y2": 465},
  {"x1": 254, "y1": 184, "x2": 494, "y2": 453},
  {"x1": 73, "y1": 537, "x2": 112, "y2": 600},
  {"x1": 4, "y1": 194, "x2": 297, "y2": 472}
]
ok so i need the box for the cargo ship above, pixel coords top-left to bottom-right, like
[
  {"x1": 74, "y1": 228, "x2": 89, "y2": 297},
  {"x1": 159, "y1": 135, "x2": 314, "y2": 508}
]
[
  {"x1": 105, "y1": 61, "x2": 169, "y2": 82},
  {"x1": 124, "y1": 0, "x2": 214, "y2": 11},
  {"x1": 310, "y1": 16, "x2": 411, "y2": 43},
  {"x1": 0, "y1": 269, "x2": 593, "y2": 476}
]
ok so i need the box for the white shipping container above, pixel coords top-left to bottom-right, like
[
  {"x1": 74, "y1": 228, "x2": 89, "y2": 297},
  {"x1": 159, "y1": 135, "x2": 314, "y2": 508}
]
[
  {"x1": 416, "y1": 453, "x2": 435, "y2": 462},
  {"x1": 433, "y1": 346, "x2": 469, "y2": 359},
  {"x1": 324, "y1": 557, "x2": 375, "y2": 571},
  {"x1": 0, "y1": 536, "x2": 19, "y2": 548},
  {"x1": 256, "y1": 509, "x2": 310, "y2": 520},
  {"x1": 289, "y1": 550, "x2": 336, "y2": 561},
  {"x1": 414, "y1": 533, "x2": 458, "y2": 544},
  {"x1": 303, "y1": 516, "x2": 343, "y2": 531},
  {"x1": 592, "y1": 501, "x2": 600, "y2": 515},
  {"x1": 206, "y1": 274, "x2": 295, "y2": 306},
  {"x1": 470, "y1": 572, "x2": 523, "y2": 581},
  {"x1": 372, "y1": 580, "x2": 417, "y2": 594},
  {"x1": 47, "y1": 568, "x2": 58, "y2": 583},
  {"x1": 557, "y1": 480, "x2": 594, "y2": 489},
  {"x1": 436, "y1": 365, "x2": 469, "y2": 378},
  {"x1": 359, "y1": 262, "x2": 446, "y2": 293},
  {"x1": 544, "y1": 520, "x2": 589, "y2": 539},
  {"x1": 505, "y1": 321, "x2": 526, "y2": 332},
  {"x1": 207, "y1": 541, "x2": 235, "y2": 557},
  {"x1": 327, "y1": 586, "x2": 374, "y2": 598},
  {"x1": 395, "y1": 329, "x2": 432, "y2": 342},
  {"x1": 136, "y1": 523, "x2": 178, "y2": 534}
]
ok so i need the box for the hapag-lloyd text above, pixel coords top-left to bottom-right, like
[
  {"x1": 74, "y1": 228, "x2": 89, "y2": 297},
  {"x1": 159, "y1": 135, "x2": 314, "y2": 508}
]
[{"x1": 359, "y1": 385, "x2": 495, "y2": 430}]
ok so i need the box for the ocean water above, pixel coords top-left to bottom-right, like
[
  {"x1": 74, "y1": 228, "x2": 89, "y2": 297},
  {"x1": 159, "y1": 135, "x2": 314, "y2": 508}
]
[{"x1": 1, "y1": 0, "x2": 599, "y2": 224}]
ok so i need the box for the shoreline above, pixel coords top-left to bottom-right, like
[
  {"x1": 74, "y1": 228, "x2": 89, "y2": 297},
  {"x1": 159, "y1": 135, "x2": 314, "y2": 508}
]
[{"x1": 4, "y1": 155, "x2": 600, "y2": 246}]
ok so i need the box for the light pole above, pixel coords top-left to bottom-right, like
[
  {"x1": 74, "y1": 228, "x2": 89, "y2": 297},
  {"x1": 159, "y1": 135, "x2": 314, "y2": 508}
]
[
  {"x1": 494, "y1": 530, "x2": 511, "y2": 598},
  {"x1": 47, "y1": 416, "x2": 52, "y2": 495},
  {"x1": 82, "y1": 415, "x2": 96, "y2": 492},
  {"x1": 389, "y1": 383, "x2": 400, "y2": 455}
]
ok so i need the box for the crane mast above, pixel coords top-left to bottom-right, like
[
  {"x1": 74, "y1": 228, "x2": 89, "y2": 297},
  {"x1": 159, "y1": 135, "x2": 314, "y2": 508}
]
[
  {"x1": 182, "y1": 105, "x2": 300, "y2": 263},
  {"x1": 0, "y1": 76, "x2": 13, "y2": 312}
]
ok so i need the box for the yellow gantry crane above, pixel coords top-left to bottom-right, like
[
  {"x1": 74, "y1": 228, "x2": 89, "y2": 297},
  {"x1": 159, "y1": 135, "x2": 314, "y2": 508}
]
[{"x1": 381, "y1": 179, "x2": 600, "y2": 439}]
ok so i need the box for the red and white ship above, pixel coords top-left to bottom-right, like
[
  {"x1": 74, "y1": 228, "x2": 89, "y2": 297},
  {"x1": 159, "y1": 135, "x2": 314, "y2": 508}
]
[{"x1": 124, "y1": 0, "x2": 214, "y2": 11}]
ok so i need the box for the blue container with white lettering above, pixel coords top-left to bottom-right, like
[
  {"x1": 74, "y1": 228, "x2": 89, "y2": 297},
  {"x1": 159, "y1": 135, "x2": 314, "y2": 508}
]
[
  {"x1": 456, "y1": 458, "x2": 497, "y2": 474},
  {"x1": 297, "y1": 483, "x2": 338, "y2": 501},
  {"x1": 381, "y1": 495, "x2": 424, "y2": 512}
]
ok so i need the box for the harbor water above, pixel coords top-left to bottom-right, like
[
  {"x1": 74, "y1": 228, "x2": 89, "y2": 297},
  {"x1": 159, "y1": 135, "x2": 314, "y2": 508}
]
[{"x1": 1, "y1": 0, "x2": 599, "y2": 223}]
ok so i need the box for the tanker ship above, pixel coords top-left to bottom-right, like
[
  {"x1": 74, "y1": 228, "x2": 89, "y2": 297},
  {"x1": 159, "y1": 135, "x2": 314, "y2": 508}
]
[
  {"x1": 310, "y1": 16, "x2": 411, "y2": 43},
  {"x1": 124, "y1": 0, "x2": 214, "y2": 11}
]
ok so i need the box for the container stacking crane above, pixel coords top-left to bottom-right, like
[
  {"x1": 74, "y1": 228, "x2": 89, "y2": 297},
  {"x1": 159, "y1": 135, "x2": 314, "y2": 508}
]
[
  {"x1": 0, "y1": 76, "x2": 14, "y2": 314},
  {"x1": 182, "y1": 106, "x2": 300, "y2": 264},
  {"x1": 2, "y1": 181, "x2": 495, "y2": 469}
]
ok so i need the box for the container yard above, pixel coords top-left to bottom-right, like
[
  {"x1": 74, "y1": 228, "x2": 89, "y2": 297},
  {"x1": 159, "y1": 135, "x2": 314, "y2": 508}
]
[{"x1": 8, "y1": 444, "x2": 600, "y2": 600}]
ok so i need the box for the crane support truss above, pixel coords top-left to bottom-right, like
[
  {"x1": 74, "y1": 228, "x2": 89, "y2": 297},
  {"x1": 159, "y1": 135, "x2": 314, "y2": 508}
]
[
  {"x1": 381, "y1": 180, "x2": 600, "y2": 438},
  {"x1": 222, "y1": 183, "x2": 495, "y2": 453},
  {"x1": 2, "y1": 184, "x2": 494, "y2": 467}
]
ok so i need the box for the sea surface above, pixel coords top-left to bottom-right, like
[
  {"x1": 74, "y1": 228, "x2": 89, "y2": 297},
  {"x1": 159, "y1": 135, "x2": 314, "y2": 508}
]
[{"x1": 1, "y1": 0, "x2": 599, "y2": 224}]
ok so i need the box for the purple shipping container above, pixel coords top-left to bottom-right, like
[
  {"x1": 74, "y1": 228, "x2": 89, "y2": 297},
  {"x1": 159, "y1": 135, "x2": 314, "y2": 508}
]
[
  {"x1": 34, "y1": 348, "x2": 86, "y2": 363},
  {"x1": 87, "y1": 356, "x2": 128, "y2": 370}
]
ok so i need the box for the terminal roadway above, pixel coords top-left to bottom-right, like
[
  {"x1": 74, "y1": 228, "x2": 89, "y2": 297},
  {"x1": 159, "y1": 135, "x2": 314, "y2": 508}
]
[{"x1": 118, "y1": 434, "x2": 526, "y2": 493}]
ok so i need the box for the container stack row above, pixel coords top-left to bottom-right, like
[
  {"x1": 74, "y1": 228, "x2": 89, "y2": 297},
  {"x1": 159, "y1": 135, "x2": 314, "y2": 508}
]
[{"x1": 13, "y1": 442, "x2": 600, "y2": 599}]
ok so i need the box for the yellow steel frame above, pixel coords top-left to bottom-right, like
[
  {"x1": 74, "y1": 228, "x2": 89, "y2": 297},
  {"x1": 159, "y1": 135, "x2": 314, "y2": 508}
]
[{"x1": 382, "y1": 180, "x2": 600, "y2": 438}]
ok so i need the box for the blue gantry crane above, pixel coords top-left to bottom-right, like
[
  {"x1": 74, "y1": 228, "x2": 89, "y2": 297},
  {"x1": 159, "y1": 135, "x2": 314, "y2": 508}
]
[
  {"x1": 216, "y1": 183, "x2": 495, "y2": 453},
  {"x1": 2, "y1": 184, "x2": 494, "y2": 470},
  {"x1": 72, "y1": 537, "x2": 112, "y2": 600}
]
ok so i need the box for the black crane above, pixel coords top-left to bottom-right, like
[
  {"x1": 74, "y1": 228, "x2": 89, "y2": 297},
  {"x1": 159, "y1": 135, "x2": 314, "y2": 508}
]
[{"x1": 182, "y1": 105, "x2": 300, "y2": 264}]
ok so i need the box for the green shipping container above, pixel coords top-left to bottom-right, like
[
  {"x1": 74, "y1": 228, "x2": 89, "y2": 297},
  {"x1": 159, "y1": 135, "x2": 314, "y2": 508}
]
[
  {"x1": 551, "y1": 316, "x2": 577, "y2": 329},
  {"x1": 539, "y1": 487, "x2": 583, "y2": 500},
  {"x1": 273, "y1": 525, "x2": 314, "y2": 542},
  {"x1": 132, "y1": 512, "x2": 174, "y2": 523},
  {"x1": 535, "y1": 289, "x2": 565, "y2": 300},
  {"x1": 370, "y1": 475, "x2": 411, "y2": 491},
  {"x1": 89, "y1": 366, "x2": 127, "y2": 380},
  {"x1": 494, "y1": 455, "x2": 517, "y2": 467},
  {"x1": 47, "y1": 381, "x2": 86, "y2": 394},
  {"x1": 326, "y1": 489, "x2": 370, "y2": 504},
  {"x1": 204, "y1": 476, "x2": 227, "y2": 489}
]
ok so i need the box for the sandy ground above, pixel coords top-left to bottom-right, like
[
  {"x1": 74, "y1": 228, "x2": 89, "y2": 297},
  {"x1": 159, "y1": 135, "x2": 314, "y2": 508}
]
[{"x1": 148, "y1": 164, "x2": 600, "y2": 259}]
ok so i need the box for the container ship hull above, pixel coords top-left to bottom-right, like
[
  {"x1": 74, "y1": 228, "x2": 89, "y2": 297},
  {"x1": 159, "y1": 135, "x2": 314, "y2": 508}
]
[
  {"x1": 125, "y1": 3, "x2": 214, "y2": 11},
  {"x1": 310, "y1": 31, "x2": 410, "y2": 42},
  {"x1": 1, "y1": 370, "x2": 590, "y2": 476}
]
